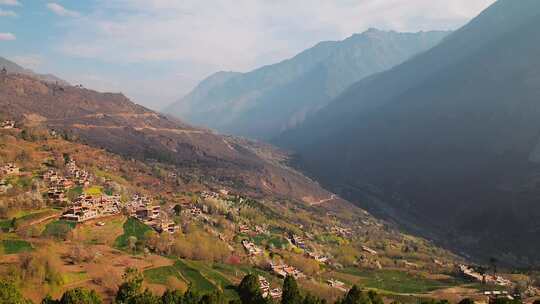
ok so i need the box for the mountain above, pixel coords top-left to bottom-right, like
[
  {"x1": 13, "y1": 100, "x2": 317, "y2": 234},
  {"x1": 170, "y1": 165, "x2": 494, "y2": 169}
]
[
  {"x1": 276, "y1": 0, "x2": 540, "y2": 265},
  {"x1": 0, "y1": 73, "x2": 334, "y2": 205},
  {"x1": 165, "y1": 29, "x2": 450, "y2": 140},
  {"x1": 0, "y1": 56, "x2": 69, "y2": 85}
]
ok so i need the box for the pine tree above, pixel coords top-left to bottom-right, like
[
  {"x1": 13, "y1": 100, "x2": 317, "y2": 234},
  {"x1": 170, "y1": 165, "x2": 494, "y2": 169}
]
[
  {"x1": 281, "y1": 275, "x2": 301, "y2": 304},
  {"x1": 341, "y1": 285, "x2": 371, "y2": 304},
  {"x1": 238, "y1": 274, "x2": 264, "y2": 304},
  {"x1": 58, "y1": 288, "x2": 102, "y2": 304}
]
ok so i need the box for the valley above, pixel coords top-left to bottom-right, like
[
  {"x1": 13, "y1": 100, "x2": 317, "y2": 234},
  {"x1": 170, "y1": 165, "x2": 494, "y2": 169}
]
[
  {"x1": 0, "y1": 88, "x2": 532, "y2": 303},
  {"x1": 2, "y1": 1, "x2": 540, "y2": 303}
]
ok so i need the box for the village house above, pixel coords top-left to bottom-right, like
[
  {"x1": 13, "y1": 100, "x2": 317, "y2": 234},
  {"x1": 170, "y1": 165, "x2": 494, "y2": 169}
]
[
  {"x1": 238, "y1": 224, "x2": 250, "y2": 234},
  {"x1": 327, "y1": 279, "x2": 347, "y2": 292},
  {"x1": 259, "y1": 276, "x2": 270, "y2": 298},
  {"x1": 459, "y1": 265, "x2": 512, "y2": 286},
  {"x1": 330, "y1": 226, "x2": 353, "y2": 238},
  {"x1": 269, "y1": 288, "x2": 283, "y2": 300},
  {"x1": 61, "y1": 194, "x2": 121, "y2": 222},
  {"x1": 362, "y1": 245, "x2": 378, "y2": 255},
  {"x1": 1, "y1": 120, "x2": 15, "y2": 129},
  {"x1": 186, "y1": 205, "x2": 202, "y2": 217},
  {"x1": 254, "y1": 225, "x2": 268, "y2": 235},
  {"x1": 241, "y1": 239, "x2": 263, "y2": 256},
  {"x1": 126, "y1": 195, "x2": 180, "y2": 234},
  {"x1": 0, "y1": 163, "x2": 20, "y2": 176},
  {"x1": 270, "y1": 263, "x2": 305, "y2": 280},
  {"x1": 151, "y1": 218, "x2": 180, "y2": 234},
  {"x1": 305, "y1": 251, "x2": 329, "y2": 263},
  {"x1": 135, "y1": 205, "x2": 161, "y2": 221},
  {"x1": 66, "y1": 160, "x2": 92, "y2": 186},
  {"x1": 290, "y1": 234, "x2": 307, "y2": 249}
]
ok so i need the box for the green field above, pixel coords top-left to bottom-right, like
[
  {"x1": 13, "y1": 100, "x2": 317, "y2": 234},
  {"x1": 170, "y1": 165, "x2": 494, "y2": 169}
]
[
  {"x1": 174, "y1": 260, "x2": 216, "y2": 294},
  {"x1": 144, "y1": 266, "x2": 184, "y2": 285},
  {"x1": 1, "y1": 239, "x2": 33, "y2": 254},
  {"x1": 1, "y1": 209, "x2": 59, "y2": 232},
  {"x1": 340, "y1": 269, "x2": 449, "y2": 294},
  {"x1": 114, "y1": 217, "x2": 152, "y2": 249},
  {"x1": 144, "y1": 259, "x2": 236, "y2": 296},
  {"x1": 42, "y1": 220, "x2": 77, "y2": 239},
  {"x1": 182, "y1": 260, "x2": 239, "y2": 300}
]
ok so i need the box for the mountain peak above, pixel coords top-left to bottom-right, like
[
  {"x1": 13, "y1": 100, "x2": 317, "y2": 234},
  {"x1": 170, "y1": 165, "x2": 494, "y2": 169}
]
[{"x1": 166, "y1": 29, "x2": 449, "y2": 140}]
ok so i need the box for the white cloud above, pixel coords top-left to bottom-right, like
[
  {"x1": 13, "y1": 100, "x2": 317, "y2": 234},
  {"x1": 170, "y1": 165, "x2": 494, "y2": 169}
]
[
  {"x1": 11, "y1": 55, "x2": 43, "y2": 69},
  {"x1": 0, "y1": 0, "x2": 20, "y2": 6},
  {"x1": 53, "y1": 0, "x2": 496, "y2": 108},
  {"x1": 59, "y1": 0, "x2": 495, "y2": 70},
  {"x1": 0, "y1": 32, "x2": 15, "y2": 40},
  {"x1": 0, "y1": 8, "x2": 16, "y2": 16},
  {"x1": 47, "y1": 2, "x2": 80, "y2": 17}
]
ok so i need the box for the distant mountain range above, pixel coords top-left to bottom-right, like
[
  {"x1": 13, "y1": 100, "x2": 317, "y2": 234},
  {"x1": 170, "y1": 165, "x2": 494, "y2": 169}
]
[
  {"x1": 277, "y1": 0, "x2": 540, "y2": 266},
  {"x1": 0, "y1": 56, "x2": 68, "y2": 85},
  {"x1": 165, "y1": 29, "x2": 450, "y2": 140}
]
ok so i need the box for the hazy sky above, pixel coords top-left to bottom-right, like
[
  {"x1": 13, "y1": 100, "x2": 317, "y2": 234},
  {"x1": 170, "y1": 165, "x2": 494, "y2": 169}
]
[{"x1": 0, "y1": 0, "x2": 495, "y2": 110}]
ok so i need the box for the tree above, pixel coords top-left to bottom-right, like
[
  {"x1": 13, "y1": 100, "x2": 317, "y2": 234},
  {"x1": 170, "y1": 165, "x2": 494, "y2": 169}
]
[
  {"x1": 173, "y1": 204, "x2": 182, "y2": 216},
  {"x1": 161, "y1": 289, "x2": 184, "y2": 304},
  {"x1": 182, "y1": 288, "x2": 201, "y2": 304},
  {"x1": 367, "y1": 290, "x2": 382, "y2": 304},
  {"x1": 302, "y1": 294, "x2": 325, "y2": 304},
  {"x1": 199, "y1": 291, "x2": 225, "y2": 304},
  {"x1": 238, "y1": 274, "x2": 264, "y2": 304},
  {"x1": 58, "y1": 287, "x2": 102, "y2": 304},
  {"x1": 340, "y1": 285, "x2": 371, "y2": 304},
  {"x1": 0, "y1": 280, "x2": 31, "y2": 304},
  {"x1": 115, "y1": 267, "x2": 144, "y2": 304},
  {"x1": 124, "y1": 289, "x2": 160, "y2": 304},
  {"x1": 458, "y1": 299, "x2": 475, "y2": 304},
  {"x1": 282, "y1": 275, "x2": 302, "y2": 304}
]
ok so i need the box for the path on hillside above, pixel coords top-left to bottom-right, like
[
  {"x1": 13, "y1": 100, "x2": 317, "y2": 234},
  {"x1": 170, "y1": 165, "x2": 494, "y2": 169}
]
[{"x1": 310, "y1": 194, "x2": 337, "y2": 205}]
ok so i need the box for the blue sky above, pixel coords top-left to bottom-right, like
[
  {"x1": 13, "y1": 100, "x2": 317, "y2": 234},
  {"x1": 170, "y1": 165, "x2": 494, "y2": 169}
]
[{"x1": 0, "y1": 0, "x2": 495, "y2": 110}]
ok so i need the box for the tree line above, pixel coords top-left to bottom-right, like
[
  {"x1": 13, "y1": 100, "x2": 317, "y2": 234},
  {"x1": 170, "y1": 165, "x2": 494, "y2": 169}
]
[{"x1": 0, "y1": 267, "x2": 534, "y2": 304}]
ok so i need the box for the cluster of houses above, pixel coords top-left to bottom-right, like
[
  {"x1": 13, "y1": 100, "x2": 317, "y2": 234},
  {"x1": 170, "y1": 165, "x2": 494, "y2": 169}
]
[
  {"x1": 1, "y1": 120, "x2": 15, "y2": 129},
  {"x1": 329, "y1": 226, "x2": 353, "y2": 238},
  {"x1": 0, "y1": 163, "x2": 20, "y2": 176},
  {"x1": 61, "y1": 194, "x2": 121, "y2": 222},
  {"x1": 126, "y1": 194, "x2": 180, "y2": 234},
  {"x1": 44, "y1": 169, "x2": 72, "y2": 205},
  {"x1": 305, "y1": 251, "x2": 329, "y2": 264},
  {"x1": 270, "y1": 262, "x2": 305, "y2": 280},
  {"x1": 459, "y1": 265, "x2": 512, "y2": 286},
  {"x1": 241, "y1": 239, "x2": 263, "y2": 256},
  {"x1": 0, "y1": 163, "x2": 20, "y2": 193},
  {"x1": 258, "y1": 276, "x2": 282, "y2": 299},
  {"x1": 290, "y1": 234, "x2": 307, "y2": 249},
  {"x1": 66, "y1": 160, "x2": 92, "y2": 187},
  {"x1": 361, "y1": 245, "x2": 378, "y2": 255}
]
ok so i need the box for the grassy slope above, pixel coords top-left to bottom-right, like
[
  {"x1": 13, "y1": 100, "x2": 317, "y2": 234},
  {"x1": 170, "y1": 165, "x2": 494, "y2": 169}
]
[{"x1": 114, "y1": 217, "x2": 153, "y2": 249}]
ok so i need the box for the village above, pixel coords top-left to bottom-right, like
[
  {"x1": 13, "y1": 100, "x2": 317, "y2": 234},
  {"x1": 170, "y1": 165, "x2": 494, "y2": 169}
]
[{"x1": 1, "y1": 120, "x2": 538, "y2": 303}]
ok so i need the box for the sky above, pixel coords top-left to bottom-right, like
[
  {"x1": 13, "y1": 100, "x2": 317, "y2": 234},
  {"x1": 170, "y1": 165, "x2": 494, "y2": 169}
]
[{"x1": 0, "y1": 0, "x2": 495, "y2": 111}]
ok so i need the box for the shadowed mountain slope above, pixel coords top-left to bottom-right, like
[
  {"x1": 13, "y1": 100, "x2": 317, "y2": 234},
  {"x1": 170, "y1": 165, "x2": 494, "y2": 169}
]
[{"x1": 276, "y1": 0, "x2": 540, "y2": 265}]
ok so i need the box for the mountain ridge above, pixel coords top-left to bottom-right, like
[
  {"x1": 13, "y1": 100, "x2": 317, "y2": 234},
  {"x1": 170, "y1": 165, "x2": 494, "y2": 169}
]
[
  {"x1": 165, "y1": 29, "x2": 450, "y2": 140},
  {"x1": 275, "y1": 0, "x2": 540, "y2": 265},
  {"x1": 0, "y1": 56, "x2": 69, "y2": 86}
]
